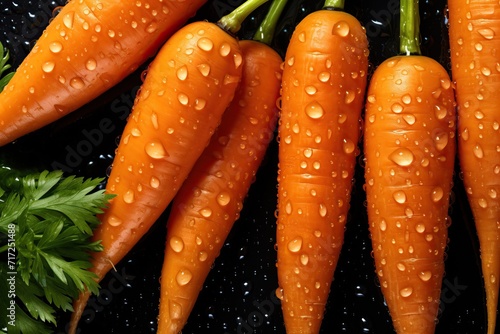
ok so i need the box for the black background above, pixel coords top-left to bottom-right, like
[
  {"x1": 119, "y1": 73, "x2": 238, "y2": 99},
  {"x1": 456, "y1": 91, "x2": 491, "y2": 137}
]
[{"x1": 0, "y1": 0, "x2": 494, "y2": 333}]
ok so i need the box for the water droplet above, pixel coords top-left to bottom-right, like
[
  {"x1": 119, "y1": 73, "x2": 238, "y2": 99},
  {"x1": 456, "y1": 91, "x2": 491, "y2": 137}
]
[
  {"x1": 333, "y1": 21, "x2": 350, "y2": 37},
  {"x1": 233, "y1": 53, "x2": 243, "y2": 68},
  {"x1": 145, "y1": 141, "x2": 168, "y2": 159},
  {"x1": 318, "y1": 72, "x2": 330, "y2": 82},
  {"x1": 305, "y1": 85, "x2": 317, "y2": 95},
  {"x1": 177, "y1": 93, "x2": 189, "y2": 105},
  {"x1": 397, "y1": 262, "x2": 406, "y2": 271},
  {"x1": 434, "y1": 132, "x2": 449, "y2": 151},
  {"x1": 197, "y1": 37, "x2": 213, "y2": 51},
  {"x1": 108, "y1": 215, "x2": 122, "y2": 226},
  {"x1": 176, "y1": 269, "x2": 193, "y2": 286},
  {"x1": 473, "y1": 144, "x2": 484, "y2": 158},
  {"x1": 393, "y1": 190, "x2": 407, "y2": 204},
  {"x1": 305, "y1": 101, "x2": 324, "y2": 119},
  {"x1": 379, "y1": 220, "x2": 387, "y2": 231},
  {"x1": 319, "y1": 204, "x2": 327, "y2": 217},
  {"x1": 405, "y1": 207, "x2": 414, "y2": 218},
  {"x1": 275, "y1": 287, "x2": 284, "y2": 300},
  {"x1": 478, "y1": 28, "x2": 495, "y2": 39},
  {"x1": 391, "y1": 103, "x2": 403, "y2": 113},
  {"x1": 475, "y1": 43, "x2": 483, "y2": 51},
  {"x1": 481, "y1": 67, "x2": 491, "y2": 76},
  {"x1": 403, "y1": 114, "x2": 416, "y2": 125},
  {"x1": 177, "y1": 65, "x2": 188, "y2": 81},
  {"x1": 389, "y1": 148, "x2": 414, "y2": 166},
  {"x1": 478, "y1": 198, "x2": 488, "y2": 208},
  {"x1": 489, "y1": 188, "x2": 497, "y2": 199},
  {"x1": 146, "y1": 22, "x2": 158, "y2": 33},
  {"x1": 123, "y1": 189, "x2": 135, "y2": 203},
  {"x1": 219, "y1": 42, "x2": 231, "y2": 56},
  {"x1": 400, "y1": 287, "x2": 413, "y2": 297},
  {"x1": 300, "y1": 254, "x2": 309, "y2": 265},
  {"x1": 170, "y1": 236, "x2": 185, "y2": 253},
  {"x1": 200, "y1": 208, "x2": 212, "y2": 218},
  {"x1": 401, "y1": 94, "x2": 412, "y2": 104},
  {"x1": 343, "y1": 139, "x2": 355, "y2": 154},
  {"x1": 150, "y1": 176, "x2": 160, "y2": 188},
  {"x1": 416, "y1": 224, "x2": 425, "y2": 233},
  {"x1": 49, "y1": 41, "x2": 63, "y2": 53},
  {"x1": 490, "y1": 274, "x2": 496, "y2": 284},
  {"x1": 416, "y1": 271, "x2": 432, "y2": 283},
  {"x1": 288, "y1": 237, "x2": 303, "y2": 252},
  {"x1": 297, "y1": 31, "x2": 306, "y2": 42},
  {"x1": 345, "y1": 90, "x2": 355, "y2": 104},
  {"x1": 69, "y1": 77, "x2": 85, "y2": 89},
  {"x1": 169, "y1": 301, "x2": 182, "y2": 320},
  {"x1": 440, "y1": 78, "x2": 451, "y2": 89},
  {"x1": 63, "y1": 11, "x2": 74, "y2": 28},
  {"x1": 42, "y1": 61, "x2": 55, "y2": 73},
  {"x1": 217, "y1": 192, "x2": 231, "y2": 206},
  {"x1": 198, "y1": 251, "x2": 208, "y2": 262},
  {"x1": 85, "y1": 58, "x2": 97, "y2": 71},
  {"x1": 434, "y1": 105, "x2": 447, "y2": 120},
  {"x1": 196, "y1": 63, "x2": 212, "y2": 79}
]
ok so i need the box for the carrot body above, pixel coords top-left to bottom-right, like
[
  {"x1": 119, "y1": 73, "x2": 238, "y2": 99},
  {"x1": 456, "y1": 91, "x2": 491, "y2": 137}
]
[
  {"x1": 68, "y1": 20, "x2": 243, "y2": 333},
  {"x1": 364, "y1": 55, "x2": 456, "y2": 333},
  {"x1": 276, "y1": 9, "x2": 369, "y2": 333},
  {"x1": 0, "y1": 0, "x2": 207, "y2": 146},
  {"x1": 448, "y1": 1, "x2": 500, "y2": 333},
  {"x1": 157, "y1": 39, "x2": 282, "y2": 334}
]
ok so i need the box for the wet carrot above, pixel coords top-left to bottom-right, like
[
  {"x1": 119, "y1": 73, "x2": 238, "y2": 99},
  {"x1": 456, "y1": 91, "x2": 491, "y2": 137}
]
[
  {"x1": 0, "y1": 0, "x2": 207, "y2": 146},
  {"x1": 157, "y1": 2, "x2": 284, "y2": 330},
  {"x1": 276, "y1": 0, "x2": 369, "y2": 332},
  {"x1": 363, "y1": 0, "x2": 456, "y2": 332},
  {"x1": 448, "y1": 1, "x2": 500, "y2": 333},
  {"x1": 65, "y1": 1, "x2": 263, "y2": 329}
]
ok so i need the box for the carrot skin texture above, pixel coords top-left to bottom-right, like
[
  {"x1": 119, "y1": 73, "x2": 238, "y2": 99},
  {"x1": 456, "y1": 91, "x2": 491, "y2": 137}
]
[
  {"x1": 0, "y1": 0, "x2": 207, "y2": 146},
  {"x1": 157, "y1": 39, "x2": 283, "y2": 334},
  {"x1": 364, "y1": 56, "x2": 456, "y2": 333},
  {"x1": 68, "y1": 21, "x2": 243, "y2": 333},
  {"x1": 277, "y1": 9, "x2": 369, "y2": 333},
  {"x1": 448, "y1": 1, "x2": 500, "y2": 333}
]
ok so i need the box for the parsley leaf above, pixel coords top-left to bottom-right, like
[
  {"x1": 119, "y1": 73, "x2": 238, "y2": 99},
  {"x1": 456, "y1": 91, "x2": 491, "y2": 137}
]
[
  {"x1": 0, "y1": 167, "x2": 114, "y2": 333},
  {"x1": 0, "y1": 41, "x2": 14, "y2": 92}
]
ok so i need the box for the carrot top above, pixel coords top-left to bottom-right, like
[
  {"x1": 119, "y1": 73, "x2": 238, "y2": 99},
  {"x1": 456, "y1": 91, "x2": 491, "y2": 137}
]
[
  {"x1": 323, "y1": 0, "x2": 345, "y2": 9},
  {"x1": 400, "y1": 0, "x2": 421, "y2": 55},
  {"x1": 218, "y1": 0, "x2": 270, "y2": 35},
  {"x1": 253, "y1": 0, "x2": 288, "y2": 44}
]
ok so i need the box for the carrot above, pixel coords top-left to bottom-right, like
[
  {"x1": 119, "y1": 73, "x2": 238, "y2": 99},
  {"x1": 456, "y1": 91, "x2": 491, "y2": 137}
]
[
  {"x1": 157, "y1": 3, "x2": 285, "y2": 332},
  {"x1": 363, "y1": 0, "x2": 456, "y2": 332},
  {"x1": 448, "y1": 1, "x2": 500, "y2": 333},
  {"x1": 0, "y1": 0, "x2": 207, "y2": 147},
  {"x1": 66, "y1": 0, "x2": 271, "y2": 329},
  {"x1": 276, "y1": 0, "x2": 369, "y2": 332}
]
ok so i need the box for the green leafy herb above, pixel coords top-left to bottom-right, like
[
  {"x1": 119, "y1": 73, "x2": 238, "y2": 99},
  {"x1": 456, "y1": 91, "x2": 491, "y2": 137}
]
[
  {"x1": 0, "y1": 167, "x2": 114, "y2": 333},
  {"x1": 0, "y1": 41, "x2": 14, "y2": 92}
]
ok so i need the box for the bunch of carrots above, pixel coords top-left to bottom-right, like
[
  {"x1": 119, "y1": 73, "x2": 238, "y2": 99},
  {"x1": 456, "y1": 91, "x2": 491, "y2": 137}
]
[{"x1": 0, "y1": 0, "x2": 498, "y2": 333}]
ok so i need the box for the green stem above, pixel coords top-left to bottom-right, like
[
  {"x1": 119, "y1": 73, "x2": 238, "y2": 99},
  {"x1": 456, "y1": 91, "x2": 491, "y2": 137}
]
[
  {"x1": 253, "y1": 0, "x2": 288, "y2": 45},
  {"x1": 400, "y1": 0, "x2": 421, "y2": 55},
  {"x1": 324, "y1": 0, "x2": 345, "y2": 10},
  {"x1": 218, "y1": 0, "x2": 270, "y2": 35}
]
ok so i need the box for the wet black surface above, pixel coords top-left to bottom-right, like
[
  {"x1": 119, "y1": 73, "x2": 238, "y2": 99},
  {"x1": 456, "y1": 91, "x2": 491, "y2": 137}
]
[{"x1": 0, "y1": 0, "x2": 493, "y2": 333}]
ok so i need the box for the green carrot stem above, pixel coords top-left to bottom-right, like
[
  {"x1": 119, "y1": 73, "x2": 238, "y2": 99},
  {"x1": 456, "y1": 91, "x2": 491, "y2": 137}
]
[
  {"x1": 324, "y1": 0, "x2": 345, "y2": 10},
  {"x1": 400, "y1": 0, "x2": 422, "y2": 55},
  {"x1": 218, "y1": 0, "x2": 269, "y2": 35},
  {"x1": 253, "y1": 0, "x2": 288, "y2": 45}
]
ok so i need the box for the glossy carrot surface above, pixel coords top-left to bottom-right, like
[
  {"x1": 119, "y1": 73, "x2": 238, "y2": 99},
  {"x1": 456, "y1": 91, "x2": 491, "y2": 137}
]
[
  {"x1": 363, "y1": 0, "x2": 457, "y2": 332},
  {"x1": 0, "y1": 0, "x2": 206, "y2": 146},
  {"x1": 68, "y1": 19, "x2": 243, "y2": 333},
  {"x1": 276, "y1": 0, "x2": 369, "y2": 331},
  {"x1": 448, "y1": 1, "x2": 500, "y2": 333}
]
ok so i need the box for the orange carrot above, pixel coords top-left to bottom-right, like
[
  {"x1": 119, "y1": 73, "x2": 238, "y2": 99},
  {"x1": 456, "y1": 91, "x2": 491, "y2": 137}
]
[
  {"x1": 157, "y1": 14, "x2": 284, "y2": 331},
  {"x1": 276, "y1": 0, "x2": 369, "y2": 332},
  {"x1": 363, "y1": 0, "x2": 456, "y2": 332},
  {"x1": 0, "y1": 0, "x2": 207, "y2": 146},
  {"x1": 66, "y1": 6, "x2": 254, "y2": 331},
  {"x1": 448, "y1": 1, "x2": 500, "y2": 333}
]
